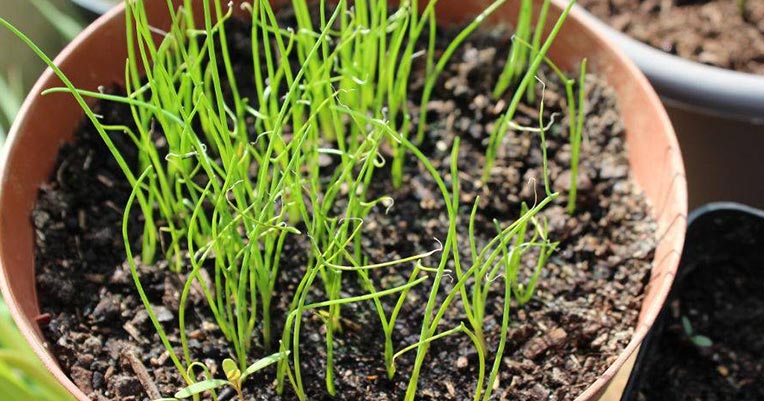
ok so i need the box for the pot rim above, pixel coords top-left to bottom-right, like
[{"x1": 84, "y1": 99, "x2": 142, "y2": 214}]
[
  {"x1": 0, "y1": 1, "x2": 686, "y2": 401},
  {"x1": 575, "y1": 5, "x2": 764, "y2": 123},
  {"x1": 687, "y1": 201, "x2": 764, "y2": 223},
  {"x1": 69, "y1": 0, "x2": 116, "y2": 16}
]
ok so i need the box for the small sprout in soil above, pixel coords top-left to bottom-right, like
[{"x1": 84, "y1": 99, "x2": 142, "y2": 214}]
[
  {"x1": 155, "y1": 351, "x2": 288, "y2": 401},
  {"x1": 681, "y1": 316, "x2": 713, "y2": 348}
]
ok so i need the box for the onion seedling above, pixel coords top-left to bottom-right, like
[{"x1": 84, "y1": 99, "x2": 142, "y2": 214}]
[{"x1": 484, "y1": 0, "x2": 576, "y2": 182}]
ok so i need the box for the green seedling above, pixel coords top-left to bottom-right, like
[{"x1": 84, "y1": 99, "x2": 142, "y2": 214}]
[
  {"x1": 398, "y1": 134, "x2": 560, "y2": 401},
  {"x1": 569, "y1": 59, "x2": 588, "y2": 214},
  {"x1": 156, "y1": 352, "x2": 289, "y2": 401},
  {"x1": 681, "y1": 316, "x2": 713, "y2": 348},
  {"x1": 483, "y1": 0, "x2": 577, "y2": 182},
  {"x1": 496, "y1": 33, "x2": 588, "y2": 214}
]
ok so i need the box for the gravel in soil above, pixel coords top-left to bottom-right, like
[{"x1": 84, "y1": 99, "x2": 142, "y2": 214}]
[
  {"x1": 33, "y1": 14, "x2": 656, "y2": 401},
  {"x1": 627, "y1": 211, "x2": 764, "y2": 401},
  {"x1": 580, "y1": 0, "x2": 764, "y2": 74}
]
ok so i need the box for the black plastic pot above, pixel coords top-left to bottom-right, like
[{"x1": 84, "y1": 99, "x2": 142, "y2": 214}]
[
  {"x1": 621, "y1": 202, "x2": 764, "y2": 401},
  {"x1": 576, "y1": 7, "x2": 764, "y2": 209},
  {"x1": 69, "y1": 0, "x2": 117, "y2": 19}
]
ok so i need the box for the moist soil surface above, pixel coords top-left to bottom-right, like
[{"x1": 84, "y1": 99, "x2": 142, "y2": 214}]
[
  {"x1": 580, "y1": 0, "x2": 764, "y2": 74},
  {"x1": 33, "y1": 13, "x2": 656, "y2": 401},
  {"x1": 626, "y1": 210, "x2": 764, "y2": 401}
]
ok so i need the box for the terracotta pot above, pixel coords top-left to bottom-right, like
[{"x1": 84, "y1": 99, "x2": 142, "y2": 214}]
[
  {"x1": 0, "y1": 1, "x2": 687, "y2": 400},
  {"x1": 575, "y1": 7, "x2": 764, "y2": 210}
]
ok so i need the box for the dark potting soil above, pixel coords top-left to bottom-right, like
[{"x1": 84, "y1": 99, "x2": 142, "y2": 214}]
[
  {"x1": 33, "y1": 15, "x2": 656, "y2": 401},
  {"x1": 626, "y1": 211, "x2": 764, "y2": 401},
  {"x1": 580, "y1": 0, "x2": 764, "y2": 74}
]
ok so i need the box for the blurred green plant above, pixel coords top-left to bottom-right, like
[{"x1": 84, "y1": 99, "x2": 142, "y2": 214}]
[
  {"x1": 0, "y1": 72, "x2": 22, "y2": 142},
  {"x1": 0, "y1": 0, "x2": 83, "y2": 141},
  {"x1": 0, "y1": 301, "x2": 77, "y2": 400},
  {"x1": 29, "y1": 0, "x2": 84, "y2": 41}
]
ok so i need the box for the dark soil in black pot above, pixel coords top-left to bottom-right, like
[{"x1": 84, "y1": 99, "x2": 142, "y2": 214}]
[
  {"x1": 623, "y1": 205, "x2": 764, "y2": 401},
  {"x1": 580, "y1": 0, "x2": 764, "y2": 74},
  {"x1": 31, "y1": 8, "x2": 656, "y2": 401}
]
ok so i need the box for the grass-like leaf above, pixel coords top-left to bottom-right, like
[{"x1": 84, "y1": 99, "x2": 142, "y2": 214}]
[{"x1": 173, "y1": 379, "x2": 229, "y2": 399}]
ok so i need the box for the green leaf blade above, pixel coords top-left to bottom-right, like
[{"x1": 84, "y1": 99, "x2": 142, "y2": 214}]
[
  {"x1": 243, "y1": 351, "x2": 290, "y2": 379},
  {"x1": 173, "y1": 379, "x2": 228, "y2": 399},
  {"x1": 692, "y1": 335, "x2": 713, "y2": 348}
]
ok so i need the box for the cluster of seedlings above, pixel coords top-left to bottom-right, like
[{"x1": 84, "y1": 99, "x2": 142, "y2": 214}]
[{"x1": 2, "y1": 0, "x2": 590, "y2": 399}]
